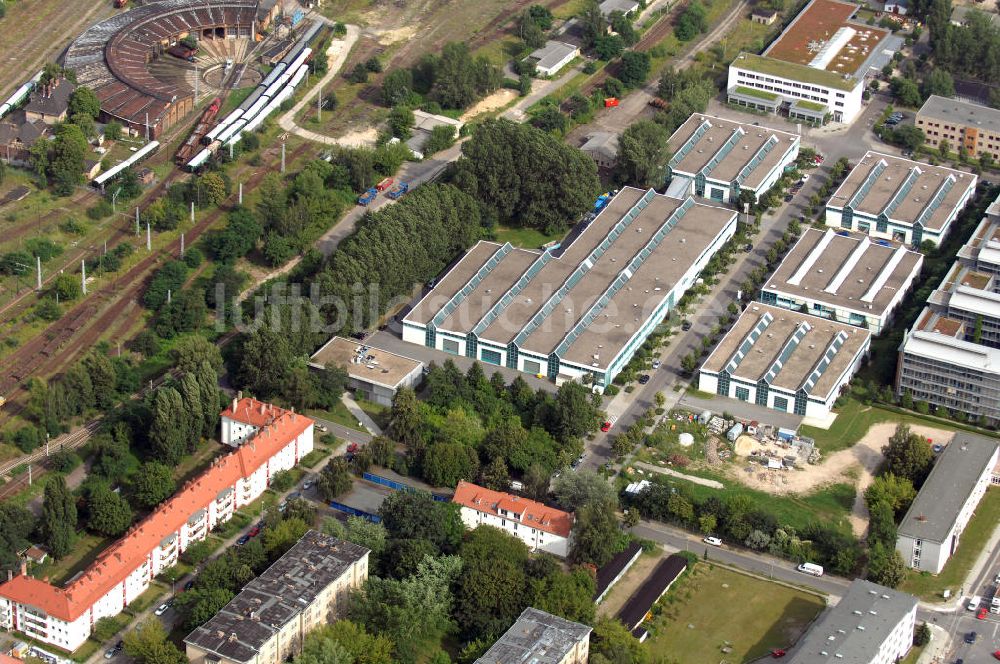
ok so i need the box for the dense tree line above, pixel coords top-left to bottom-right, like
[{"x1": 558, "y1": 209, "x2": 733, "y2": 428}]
[
  {"x1": 391, "y1": 42, "x2": 501, "y2": 110},
  {"x1": 450, "y1": 119, "x2": 599, "y2": 233},
  {"x1": 930, "y1": 2, "x2": 1000, "y2": 89},
  {"x1": 384, "y1": 361, "x2": 603, "y2": 491},
  {"x1": 629, "y1": 480, "x2": 863, "y2": 574}
]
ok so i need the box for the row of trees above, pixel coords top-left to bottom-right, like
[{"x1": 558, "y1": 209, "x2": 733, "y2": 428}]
[{"x1": 381, "y1": 42, "x2": 501, "y2": 110}]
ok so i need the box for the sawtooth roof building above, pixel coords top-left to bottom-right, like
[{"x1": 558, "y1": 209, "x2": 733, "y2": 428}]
[
  {"x1": 699, "y1": 302, "x2": 871, "y2": 419},
  {"x1": 825, "y1": 151, "x2": 977, "y2": 247},
  {"x1": 664, "y1": 113, "x2": 800, "y2": 205},
  {"x1": 0, "y1": 398, "x2": 314, "y2": 652},
  {"x1": 896, "y1": 192, "x2": 1000, "y2": 424},
  {"x1": 760, "y1": 227, "x2": 924, "y2": 334},
  {"x1": 727, "y1": 0, "x2": 903, "y2": 124},
  {"x1": 401, "y1": 187, "x2": 738, "y2": 391},
  {"x1": 185, "y1": 531, "x2": 370, "y2": 664},
  {"x1": 785, "y1": 579, "x2": 917, "y2": 664},
  {"x1": 895, "y1": 434, "x2": 999, "y2": 574}
]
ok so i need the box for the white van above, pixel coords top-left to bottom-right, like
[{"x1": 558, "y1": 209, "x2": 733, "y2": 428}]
[
  {"x1": 968, "y1": 595, "x2": 982, "y2": 611},
  {"x1": 990, "y1": 597, "x2": 1000, "y2": 614},
  {"x1": 797, "y1": 562, "x2": 824, "y2": 577}
]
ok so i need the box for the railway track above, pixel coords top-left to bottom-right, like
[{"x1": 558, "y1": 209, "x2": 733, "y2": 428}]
[{"x1": 0, "y1": 140, "x2": 312, "y2": 426}]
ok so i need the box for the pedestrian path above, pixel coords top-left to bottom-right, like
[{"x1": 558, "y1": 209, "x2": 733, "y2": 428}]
[
  {"x1": 635, "y1": 461, "x2": 724, "y2": 489},
  {"x1": 341, "y1": 393, "x2": 382, "y2": 435}
]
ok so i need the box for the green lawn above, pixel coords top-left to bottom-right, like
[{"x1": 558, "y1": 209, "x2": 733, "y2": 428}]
[
  {"x1": 646, "y1": 563, "x2": 826, "y2": 663},
  {"x1": 901, "y1": 487, "x2": 1000, "y2": 601},
  {"x1": 900, "y1": 643, "x2": 925, "y2": 664},
  {"x1": 493, "y1": 225, "x2": 564, "y2": 249},
  {"x1": 798, "y1": 399, "x2": 968, "y2": 454},
  {"x1": 32, "y1": 533, "x2": 114, "y2": 586},
  {"x1": 306, "y1": 400, "x2": 360, "y2": 429}
]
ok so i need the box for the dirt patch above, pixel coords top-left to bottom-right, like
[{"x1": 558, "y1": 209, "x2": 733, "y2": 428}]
[
  {"x1": 338, "y1": 127, "x2": 380, "y2": 147},
  {"x1": 460, "y1": 89, "x2": 519, "y2": 121},
  {"x1": 371, "y1": 25, "x2": 419, "y2": 46},
  {"x1": 597, "y1": 550, "x2": 665, "y2": 617},
  {"x1": 724, "y1": 421, "x2": 953, "y2": 536}
]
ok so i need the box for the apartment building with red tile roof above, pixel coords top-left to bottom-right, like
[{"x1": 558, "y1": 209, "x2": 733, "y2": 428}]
[
  {"x1": 0, "y1": 399, "x2": 314, "y2": 653},
  {"x1": 452, "y1": 481, "x2": 574, "y2": 558}
]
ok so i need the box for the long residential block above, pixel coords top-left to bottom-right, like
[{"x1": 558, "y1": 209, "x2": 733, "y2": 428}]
[
  {"x1": 896, "y1": 434, "x2": 999, "y2": 574},
  {"x1": 0, "y1": 398, "x2": 314, "y2": 652},
  {"x1": 760, "y1": 227, "x2": 923, "y2": 334},
  {"x1": 825, "y1": 151, "x2": 977, "y2": 247},
  {"x1": 785, "y1": 579, "x2": 917, "y2": 663},
  {"x1": 402, "y1": 187, "x2": 738, "y2": 391},
  {"x1": 699, "y1": 302, "x2": 871, "y2": 419},
  {"x1": 185, "y1": 530, "x2": 369, "y2": 664}
]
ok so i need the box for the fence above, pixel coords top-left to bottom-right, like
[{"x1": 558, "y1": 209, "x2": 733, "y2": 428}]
[
  {"x1": 329, "y1": 500, "x2": 382, "y2": 523},
  {"x1": 362, "y1": 472, "x2": 449, "y2": 502}
]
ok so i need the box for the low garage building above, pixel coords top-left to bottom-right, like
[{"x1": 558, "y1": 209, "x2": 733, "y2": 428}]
[
  {"x1": 309, "y1": 336, "x2": 423, "y2": 407},
  {"x1": 526, "y1": 41, "x2": 579, "y2": 76}
]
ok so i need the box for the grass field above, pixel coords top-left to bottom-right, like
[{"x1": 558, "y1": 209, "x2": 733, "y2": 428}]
[
  {"x1": 306, "y1": 400, "x2": 362, "y2": 429},
  {"x1": 33, "y1": 532, "x2": 115, "y2": 586},
  {"x1": 646, "y1": 563, "x2": 825, "y2": 663},
  {"x1": 901, "y1": 487, "x2": 1000, "y2": 600},
  {"x1": 494, "y1": 225, "x2": 564, "y2": 249}
]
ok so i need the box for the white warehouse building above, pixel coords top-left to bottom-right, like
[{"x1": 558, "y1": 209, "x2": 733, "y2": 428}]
[
  {"x1": 698, "y1": 303, "x2": 871, "y2": 419},
  {"x1": 664, "y1": 113, "x2": 800, "y2": 204},
  {"x1": 760, "y1": 227, "x2": 924, "y2": 335},
  {"x1": 401, "y1": 188, "x2": 738, "y2": 391},
  {"x1": 896, "y1": 434, "x2": 999, "y2": 574},
  {"x1": 825, "y1": 151, "x2": 977, "y2": 247}
]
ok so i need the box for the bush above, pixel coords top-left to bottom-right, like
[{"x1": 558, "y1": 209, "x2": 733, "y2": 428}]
[
  {"x1": 269, "y1": 469, "x2": 296, "y2": 492},
  {"x1": 50, "y1": 448, "x2": 80, "y2": 473},
  {"x1": 182, "y1": 247, "x2": 204, "y2": 268},
  {"x1": 13, "y1": 426, "x2": 41, "y2": 453},
  {"x1": 87, "y1": 200, "x2": 113, "y2": 220}
]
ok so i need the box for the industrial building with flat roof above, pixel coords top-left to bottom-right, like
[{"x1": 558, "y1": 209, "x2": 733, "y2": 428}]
[
  {"x1": 896, "y1": 435, "x2": 999, "y2": 573},
  {"x1": 185, "y1": 530, "x2": 370, "y2": 664},
  {"x1": 309, "y1": 336, "x2": 423, "y2": 407},
  {"x1": 916, "y1": 95, "x2": 1000, "y2": 164},
  {"x1": 727, "y1": 0, "x2": 902, "y2": 124},
  {"x1": 475, "y1": 608, "x2": 592, "y2": 664},
  {"x1": 402, "y1": 188, "x2": 738, "y2": 391},
  {"x1": 525, "y1": 41, "x2": 579, "y2": 76},
  {"x1": 896, "y1": 193, "x2": 1000, "y2": 424},
  {"x1": 785, "y1": 579, "x2": 917, "y2": 664},
  {"x1": 664, "y1": 114, "x2": 800, "y2": 204},
  {"x1": 760, "y1": 228, "x2": 924, "y2": 334},
  {"x1": 699, "y1": 303, "x2": 871, "y2": 419},
  {"x1": 825, "y1": 151, "x2": 977, "y2": 247}
]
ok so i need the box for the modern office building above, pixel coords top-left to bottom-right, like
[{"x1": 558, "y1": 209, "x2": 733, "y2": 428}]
[
  {"x1": 185, "y1": 531, "x2": 369, "y2": 664},
  {"x1": 309, "y1": 336, "x2": 423, "y2": 407},
  {"x1": 727, "y1": 0, "x2": 903, "y2": 124},
  {"x1": 698, "y1": 303, "x2": 871, "y2": 419},
  {"x1": 0, "y1": 399, "x2": 314, "y2": 652},
  {"x1": 916, "y1": 95, "x2": 1000, "y2": 164},
  {"x1": 825, "y1": 151, "x2": 977, "y2": 247},
  {"x1": 760, "y1": 228, "x2": 923, "y2": 334},
  {"x1": 785, "y1": 579, "x2": 918, "y2": 663},
  {"x1": 402, "y1": 188, "x2": 738, "y2": 391},
  {"x1": 452, "y1": 481, "x2": 574, "y2": 557},
  {"x1": 896, "y1": 195, "x2": 1000, "y2": 422},
  {"x1": 896, "y1": 435, "x2": 999, "y2": 573},
  {"x1": 664, "y1": 113, "x2": 800, "y2": 204},
  {"x1": 475, "y1": 608, "x2": 592, "y2": 664}
]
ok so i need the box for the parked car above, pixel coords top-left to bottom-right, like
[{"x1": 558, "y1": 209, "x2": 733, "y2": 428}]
[
  {"x1": 104, "y1": 649, "x2": 116, "y2": 660},
  {"x1": 236, "y1": 534, "x2": 250, "y2": 545},
  {"x1": 183, "y1": 580, "x2": 194, "y2": 591},
  {"x1": 287, "y1": 491, "x2": 301, "y2": 501},
  {"x1": 969, "y1": 596, "x2": 981, "y2": 611},
  {"x1": 681, "y1": 320, "x2": 692, "y2": 331},
  {"x1": 965, "y1": 631, "x2": 977, "y2": 644},
  {"x1": 744, "y1": 243, "x2": 753, "y2": 252},
  {"x1": 302, "y1": 480, "x2": 314, "y2": 491},
  {"x1": 154, "y1": 602, "x2": 171, "y2": 616},
  {"x1": 248, "y1": 525, "x2": 261, "y2": 537},
  {"x1": 600, "y1": 421, "x2": 613, "y2": 432},
  {"x1": 278, "y1": 501, "x2": 288, "y2": 512},
  {"x1": 992, "y1": 651, "x2": 1000, "y2": 660},
  {"x1": 652, "y1": 360, "x2": 661, "y2": 369},
  {"x1": 797, "y1": 562, "x2": 824, "y2": 576},
  {"x1": 703, "y1": 536, "x2": 722, "y2": 546},
  {"x1": 638, "y1": 374, "x2": 651, "y2": 385},
  {"x1": 978, "y1": 608, "x2": 988, "y2": 620},
  {"x1": 771, "y1": 649, "x2": 786, "y2": 658},
  {"x1": 783, "y1": 194, "x2": 793, "y2": 203},
  {"x1": 800, "y1": 174, "x2": 810, "y2": 183},
  {"x1": 317, "y1": 425, "x2": 328, "y2": 433}
]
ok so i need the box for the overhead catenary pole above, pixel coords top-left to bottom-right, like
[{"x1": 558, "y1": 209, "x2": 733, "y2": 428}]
[
  {"x1": 281, "y1": 142, "x2": 286, "y2": 173},
  {"x1": 190, "y1": 201, "x2": 195, "y2": 223},
  {"x1": 145, "y1": 112, "x2": 150, "y2": 141},
  {"x1": 36, "y1": 256, "x2": 41, "y2": 291},
  {"x1": 81, "y1": 260, "x2": 87, "y2": 295},
  {"x1": 136, "y1": 206, "x2": 140, "y2": 236},
  {"x1": 146, "y1": 222, "x2": 151, "y2": 251},
  {"x1": 317, "y1": 84, "x2": 322, "y2": 122},
  {"x1": 180, "y1": 232, "x2": 185, "y2": 257},
  {"x1": 238, "y1": 181, "x2": 243, "y2": 205}
]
